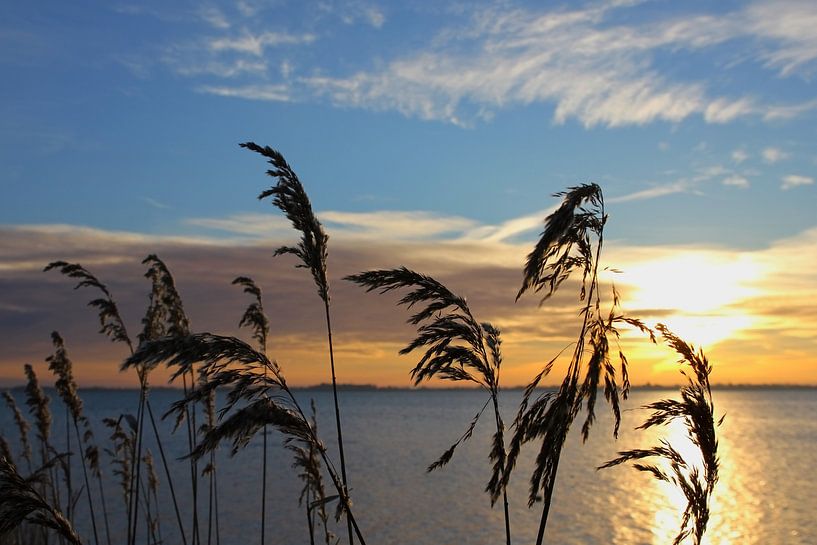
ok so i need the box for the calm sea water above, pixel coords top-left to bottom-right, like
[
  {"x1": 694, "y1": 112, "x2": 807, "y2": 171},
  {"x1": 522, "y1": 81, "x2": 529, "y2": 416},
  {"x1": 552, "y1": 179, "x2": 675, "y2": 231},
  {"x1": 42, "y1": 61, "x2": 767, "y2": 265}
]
[{"x1": 2, "y1": 387, "x2": 815, "y2": 545}]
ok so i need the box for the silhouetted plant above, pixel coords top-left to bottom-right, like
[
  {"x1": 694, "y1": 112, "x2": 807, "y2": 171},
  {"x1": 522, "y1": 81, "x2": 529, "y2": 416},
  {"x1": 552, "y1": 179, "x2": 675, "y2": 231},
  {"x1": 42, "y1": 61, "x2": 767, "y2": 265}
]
[
  {"x1": 3, "y1": 392, "x2": 33, "y2": 473},
  {"x1": 600, "y1": 324, "x2": 720, "y2": 545},
  {"x1": 122, "y1": 333, "x2": 368, "y2": 545},
  {"x1": 0, "y1": 454, "x2": 82, "y2": 545},
  {"x1": 508, "y1": 184, "x2": 653, "y2": 545},
  {"x1": 287, "y1": 400, "x2": 336, "y2": 545},
  {"x1": 45, "y1": 260, "x2": 186, "y2": 545},
  {"x1": 232, "y1": 276, "x2": 271, "y2": 545},
  {"x1": 46, "y1": 332, "x2": 100, "y2": 545},
  {"x1": 346, "y1": 267, "x2": 513, "y2": 544},
  {"x1": 241, "y1": 141, "x2": 355, "y2": 545}
]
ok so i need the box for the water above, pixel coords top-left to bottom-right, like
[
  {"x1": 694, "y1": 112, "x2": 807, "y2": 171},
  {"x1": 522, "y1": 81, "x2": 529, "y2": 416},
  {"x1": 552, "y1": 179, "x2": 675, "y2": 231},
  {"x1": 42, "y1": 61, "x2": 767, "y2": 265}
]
[{"x1": 2, "y1": 387, "x2": 815, "y2": 544}]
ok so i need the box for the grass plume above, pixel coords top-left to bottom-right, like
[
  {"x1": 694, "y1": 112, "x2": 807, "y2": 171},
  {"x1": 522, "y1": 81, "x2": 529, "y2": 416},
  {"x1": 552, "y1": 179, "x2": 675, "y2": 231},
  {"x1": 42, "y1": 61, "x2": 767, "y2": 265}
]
[
  {"x1": 232, "y1": 275, "x2": 270, "y2": 545},
  {"x1": 346, "y1": 267, "x2": 513, "y2": 544},
  {"x1": 124, "y1": 332, "x2": 368, "y2": 545},
  {"x1": 509, "y1": 184, "x2": 653, "y2": 545},
  {"x1": 46, "y1": 332, "x2": 100, "y2": 545},
  {"x1": 241, "y1": 141, "x2": 354, "y2": 545},
  {"x1": 0, "y1": 455, "x2": 82, "y2": 545},
  {"x1": 599, "y1": 324, "x2": 720, "y2": 545},
  {"x1": 3, "y1": 392, "x2": 33, "y2": 472}
]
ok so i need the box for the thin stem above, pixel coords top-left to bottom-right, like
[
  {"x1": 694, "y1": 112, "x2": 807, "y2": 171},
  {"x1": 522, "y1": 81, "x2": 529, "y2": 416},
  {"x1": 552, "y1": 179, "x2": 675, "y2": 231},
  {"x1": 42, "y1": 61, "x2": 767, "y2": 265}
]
[
  {"x1": 73, "y1": 420, "x2": 100, "y2": 545},
  {"x1": 127, "y1": 388, "x2": 146, "y2": 545},
  {"x1": 274, "y1": 373, "x2": 366, "y2": 545},
  {"x1": 491, "y1": 395, "x2": 511, "y2": 545},
  {"x1": 96, "y1": 466, "x2": 112, "y2": 545},
  {"x1": 214, "y1": 464, "x2": 220, "y2": 545},
  {"x1": 146, "y1": 398, "x2": 187, "y2": 545},
  {"x1": 306, "y1": 489, "x2": 315, "y2": 545},
  {"x1": 65, "y1": 411, "x2": 72, "y2": 522},
  {"x1": 534, "y1": 201, "x2": 606, "y2": 544},
  {"x1": 323, "y1": 301, "x2": 354, "y2": 545},
  {"x1": 261, "y1": 401, "x2": 268, "y2": 545},
  {"x1": 207, "y1": 458, "x2": 213, "y2": 545},
  {"x1": 182, "y1": 372, "x2": 201, "y2": 545}
]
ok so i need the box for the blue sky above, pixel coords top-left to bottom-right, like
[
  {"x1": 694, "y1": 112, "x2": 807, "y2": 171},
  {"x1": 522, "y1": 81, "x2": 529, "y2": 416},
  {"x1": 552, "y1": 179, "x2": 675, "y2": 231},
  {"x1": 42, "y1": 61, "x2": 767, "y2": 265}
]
[
  {"x1": 1, "y1": 0, "x2": 816, "y2": 386},
  {"x1": 2, "y1": 0, "x2": 816, "y2": 246}
]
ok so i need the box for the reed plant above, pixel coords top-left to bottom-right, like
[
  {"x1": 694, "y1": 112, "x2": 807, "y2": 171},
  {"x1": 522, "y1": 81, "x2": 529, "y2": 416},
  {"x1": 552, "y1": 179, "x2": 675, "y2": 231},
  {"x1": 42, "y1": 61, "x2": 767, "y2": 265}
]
[
  {"x1": 122, "y1": 332, "x2": 368, "y2": 545},
  {"x1": 45, "y1": 331, "x2": 101, "y2": 545},
  {"x1": 2, "y1": 391, "x2": 33, "y2": 474},
  {"x1": 0, "y1": 454, "x2": 82, "y2": 545},
  {"x1": 506, "y1": 184, "x2": 653, "y2": 545},
  {"x1": 600, "y1": 324, "x2": 721, "y2": 545},
  {"x1": 0, "y1": 150, "x2": 728, "y2": 545},
  {"x1": 241, "y1": 141, "x2": 355, "y2": 545},
  {"x1": 346, "y1": 267, "x2": 513, "y2": 544},
  {"x1": 231, "y1": 276, "x2": 271, "y2": 545},
  {"x1": 45, "y1": 260, "x2": 187, "y2": 545}
]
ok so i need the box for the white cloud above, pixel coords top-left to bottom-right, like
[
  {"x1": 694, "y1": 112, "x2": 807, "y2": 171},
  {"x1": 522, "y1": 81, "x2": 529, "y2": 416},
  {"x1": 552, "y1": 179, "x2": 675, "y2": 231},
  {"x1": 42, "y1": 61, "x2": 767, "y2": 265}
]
[
  {"x1": 764, "y1": 98, "x2": 817, "y2": 121},
  {"x1": 176, "y1": 59, "x2": 268, "y2": 78},
  {"x1": 197, "y1": 84, "x2": 292, "y2": 101},
  {"x1": 781, "y1": 174, "x2": 814, "y2": 190},
  {"x1": 170, "y1": 1, "x2": 817, "y2": 128},
  {"x1": 199, "y1": 6, "x2": 230, "y2": 29},
  {"x1": 704, "y1": 98, "x2": 756, "y2": 123},
  {"x1": 208, "y1": 31, "x2": 315, "y2": 56},
  {"x1": 762, "y1": 147, "x2": 791, "y2": 163},
  {"x1": 141, "y1": 196, "x2": 171, "y2": 209},
  {"x1": 744, "y1": 0, "x2": 817, "y2": 76},
  {"x1": 723, "y1": 175, "x2": 750, "y2": 189},
  {"x1": 731, "y1": 149, "x2": 749, "y2": 164},
  {"x1": 320, "y1": 210, "x2": 477, "y2": 240},
  {"x1": 364, "y1": 7, "x2": 385, "y2": 28},
  {"x1": 607, "y1": 181, "x2": 690, "y2": 203}
]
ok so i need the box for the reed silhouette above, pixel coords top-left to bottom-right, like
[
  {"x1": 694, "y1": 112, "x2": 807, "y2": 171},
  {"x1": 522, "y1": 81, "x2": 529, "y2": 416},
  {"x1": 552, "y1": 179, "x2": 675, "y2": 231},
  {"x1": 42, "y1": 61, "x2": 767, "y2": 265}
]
[
  {"x1": 346, "y1": 267, "x2": 513, "y2": 545},
  {"x1": 507, "y1": 184, "x2": 653, "y2": 545},
  {"x1": 241, "y1": 141, "x2": 355, "y2": 545},
  {"x1": 231, "y1": 276, "x2": 271, "y2": 545},
  {"x1": 600, "y1": 324, "x2": 721, "y2": 545},
  {"x1": 123, "y1": 333, "x2": 368, "y2": 545},
  {"x1": 45, "y1": 259, "x2": 188, "y2": 545},
  {"x1": 0, "y1": 149, "x2": 725, "y2": 545}
]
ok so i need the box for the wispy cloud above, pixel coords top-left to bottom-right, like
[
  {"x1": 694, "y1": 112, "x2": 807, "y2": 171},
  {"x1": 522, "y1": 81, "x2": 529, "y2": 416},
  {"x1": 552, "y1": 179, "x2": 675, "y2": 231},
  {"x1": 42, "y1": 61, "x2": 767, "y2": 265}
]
[
  {"x1": 141, "y1": 196, "x2": 171, "y2": 209},
  {"x1": 731, "y1": 149, "x2": 749, "y2": 164},
  {"x1": 295, "y1": 1, "x2": 814, "y2": 126},
  {"x1": 781, "y1": 174, "x2": 814, "y2": 190},
  {"x1": 762, "y1": 147, "x2": 791, "y2": 163},
  {"x1": 197, "y1": 83, "x2": 291, "y2": 101},
  {"x1": 199, "y1": 5, "x2": 230, "y2": 29},
  {"x1": 723, "y1": 175, "x2": 750, "y2": 189},
  {"x1": 3, "y1": 221, "x2": 816, "y2": 386},
  {"x1": 607, "y1": 181, "x2": 691, "y2": 203},
  {"x1": 208, "y1": 31, "x2": 315, "y2": 56},
  {"x1": 149, "y1": 1, "x2": 817, "y2": 128}
]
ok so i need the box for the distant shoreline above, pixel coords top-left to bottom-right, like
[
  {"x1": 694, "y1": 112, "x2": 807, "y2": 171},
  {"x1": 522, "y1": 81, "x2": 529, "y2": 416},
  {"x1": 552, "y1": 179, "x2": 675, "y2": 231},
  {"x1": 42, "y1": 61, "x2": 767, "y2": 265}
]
[{"x1": 3, "y1": 383, "x2": 816, "y2": 392}]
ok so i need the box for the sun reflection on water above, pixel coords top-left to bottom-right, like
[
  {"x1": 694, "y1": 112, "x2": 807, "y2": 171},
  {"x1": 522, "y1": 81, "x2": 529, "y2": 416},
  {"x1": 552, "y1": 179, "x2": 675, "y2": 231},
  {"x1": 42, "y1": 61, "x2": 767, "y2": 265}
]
[{"x1": 615, "y1": 411, "x2": 760, "y2": 545}]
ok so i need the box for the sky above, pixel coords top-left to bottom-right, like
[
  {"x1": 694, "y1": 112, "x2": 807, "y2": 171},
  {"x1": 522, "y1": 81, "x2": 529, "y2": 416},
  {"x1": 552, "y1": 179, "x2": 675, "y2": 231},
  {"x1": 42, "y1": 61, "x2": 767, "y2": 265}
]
[{"x1": 1, "y1": 0, "x2": 815, "y2": 388}]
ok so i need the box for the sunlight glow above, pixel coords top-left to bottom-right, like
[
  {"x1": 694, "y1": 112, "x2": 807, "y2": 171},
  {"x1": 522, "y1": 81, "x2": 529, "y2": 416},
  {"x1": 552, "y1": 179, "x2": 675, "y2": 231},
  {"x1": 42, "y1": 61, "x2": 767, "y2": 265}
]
[{"x1": 618, "y1": 252, "x2": 765, "y2": 348}]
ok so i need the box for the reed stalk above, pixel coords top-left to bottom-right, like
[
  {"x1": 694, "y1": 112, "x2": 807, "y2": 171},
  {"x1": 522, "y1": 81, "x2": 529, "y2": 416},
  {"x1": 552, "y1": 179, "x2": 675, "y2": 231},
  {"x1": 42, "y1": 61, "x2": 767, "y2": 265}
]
[
  {"x1": 232, "y1": 276, "x2": 270, "y2": 545},
  {"x1": 600, "y1": 325, "x2": 720, "y2": 545},
  {"x1": 508, "y1": 184, "x2": 653, "y2": 544},
  {"x1": 123, "y1": 333, "x2": 368, "y2": 545},
  {"x1": 346, "y1": 268, "x2": 513, "y2": 544},
  {"x1": 44, "y1": 260, "x2": 187, "y2": 545},
  {"x1": 241, "y1": 141, "x2": 355, "y2": 545},
  {"x1": 46, "y1": 331, "x2": 100, "y2": 545},
  {"x1": 0, "y1": 455, "x2": 83, "y2": 545}
]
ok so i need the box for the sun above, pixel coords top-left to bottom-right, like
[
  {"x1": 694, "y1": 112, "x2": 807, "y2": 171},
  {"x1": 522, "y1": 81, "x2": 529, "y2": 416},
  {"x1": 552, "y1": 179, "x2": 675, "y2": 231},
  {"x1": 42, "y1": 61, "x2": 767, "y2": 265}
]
[{"x1": 613, "y1": 250, "x2": 765, "y2": 348}]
